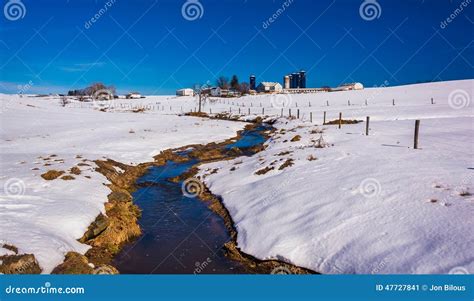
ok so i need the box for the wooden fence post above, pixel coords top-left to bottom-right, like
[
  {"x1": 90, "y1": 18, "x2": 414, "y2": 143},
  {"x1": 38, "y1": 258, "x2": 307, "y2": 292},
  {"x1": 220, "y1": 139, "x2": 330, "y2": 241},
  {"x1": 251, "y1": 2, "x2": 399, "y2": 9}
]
[
  {"x1": 365, "y1": 99, "x2": 368, "y2": 106},
  {"x1": 281, "y1": 108, "x2": 283, "y2": 117},
  {"x1": 338, "y1": 112, "x2": 342, "y2": 129},
  {"x1": 262, "y1": 107, "x2": 264, "y2": 115},
  {"x1": 392, "y1": 99, "x2": 395, "y2": 106},
  {"x1": 248, "y1": 108, "x2": 250, "y2": 115},
  {"x1": 431, "y1": 98, "x2": 434, "y2": 105},
  {"x1": 414, "y1": 120, "x2": 420, "y2": 149},
  {"x1": 297, "y1": 109, "x2": 300, "y2": 119},
  {"x1": 310, "y1": 112, "x2": 313, "y2": 123},
  {"x1": 348, "y1": 100, "x2": 350, "y2": 106},
  {"x1": 323, "y1": 111, "x2": 326, "y2": 125},
  {"x1": 327, "y1": 100, "x2": 329, "y2": 106},
  {"x1": 238, "y1": 107, "x2": 241, "y2": 114},
  {"x1": 366, "y1": 116, "x2": 370, "y2": 136},
  {"x1": 289, "y1": 109, "x2": 292, "y2": 117}
]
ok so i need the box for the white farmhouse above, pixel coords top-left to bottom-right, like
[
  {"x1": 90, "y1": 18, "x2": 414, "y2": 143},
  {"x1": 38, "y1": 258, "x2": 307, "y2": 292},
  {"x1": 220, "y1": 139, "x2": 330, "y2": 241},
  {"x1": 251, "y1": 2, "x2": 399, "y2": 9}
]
[
  {"x1": 257, "y1": 82, "x2": 283, "y2": 93},
  {"x1": 210, "y1": 87, "x2": 229, "y2": 97},
  {"x1": 176, "y1": 88, "x2": 194, "y2": 96},
  {"x1": 126, "y1": 92, "x2": 142, "y2": 99}
]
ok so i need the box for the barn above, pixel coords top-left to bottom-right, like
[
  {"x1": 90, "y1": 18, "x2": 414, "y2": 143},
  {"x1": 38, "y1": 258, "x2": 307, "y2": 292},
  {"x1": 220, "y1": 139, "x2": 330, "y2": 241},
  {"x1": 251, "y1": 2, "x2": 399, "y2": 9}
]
[
  {"x1": 176, "y1": 88, "x2": 194, "y2": 96},
  {"x1": 257, "y1": 82, "x2": 283, "y2": 93}
]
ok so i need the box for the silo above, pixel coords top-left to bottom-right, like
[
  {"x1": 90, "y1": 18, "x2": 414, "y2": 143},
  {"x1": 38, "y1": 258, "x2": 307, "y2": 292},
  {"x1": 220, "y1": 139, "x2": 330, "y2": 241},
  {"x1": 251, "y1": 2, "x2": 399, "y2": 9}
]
[
  {"x1": 250, "y1": 75, "x2": 256, "y2": 90},
  {"x1": 284, "y1": 75, "x2": 290, "y2": 89},
  {"x1": 292, "y1": 73, "x2": 300, "y2": 88},
  {"x1": 299, "y1": 70, "x2": 306, "y2": 88}
]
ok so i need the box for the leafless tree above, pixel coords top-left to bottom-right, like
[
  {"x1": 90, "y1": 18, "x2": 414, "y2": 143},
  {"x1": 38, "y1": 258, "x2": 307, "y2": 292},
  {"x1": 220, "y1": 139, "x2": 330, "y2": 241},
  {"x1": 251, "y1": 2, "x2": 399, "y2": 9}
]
[{"x1": 59, "y1": 96, "x2": 70, "y2": 107}]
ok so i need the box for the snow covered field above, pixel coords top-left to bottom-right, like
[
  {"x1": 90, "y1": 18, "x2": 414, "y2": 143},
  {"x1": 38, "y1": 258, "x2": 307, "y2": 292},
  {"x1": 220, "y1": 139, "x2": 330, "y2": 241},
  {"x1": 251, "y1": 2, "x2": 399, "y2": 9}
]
[
  {"x1": 0, "y1": 79, "x2": 472, "y2": 274},
  {"x1": 197, "y1": 79, "x2": 474, "y2": 274},
  {"x1": 0, "y1": 95, "x2": 244, "y2": 273}
]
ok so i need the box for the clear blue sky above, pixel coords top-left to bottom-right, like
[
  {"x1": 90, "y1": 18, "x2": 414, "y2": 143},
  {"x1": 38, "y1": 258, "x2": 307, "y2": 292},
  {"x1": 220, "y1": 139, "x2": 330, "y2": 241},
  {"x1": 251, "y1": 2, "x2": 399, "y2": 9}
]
[{"x1": 0, "y1": 0, "x2": 472, "y2": 95}]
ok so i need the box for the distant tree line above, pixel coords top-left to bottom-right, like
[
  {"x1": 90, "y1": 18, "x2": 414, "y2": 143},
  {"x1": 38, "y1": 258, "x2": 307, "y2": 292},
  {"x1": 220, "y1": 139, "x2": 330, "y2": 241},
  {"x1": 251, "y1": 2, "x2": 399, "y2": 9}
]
[
  {"x1": 216, "y1": 75, "x2": 250, "y2": 94},
  {"x1": 67, "y1": 82, "x2": 116, "y2": 98}
]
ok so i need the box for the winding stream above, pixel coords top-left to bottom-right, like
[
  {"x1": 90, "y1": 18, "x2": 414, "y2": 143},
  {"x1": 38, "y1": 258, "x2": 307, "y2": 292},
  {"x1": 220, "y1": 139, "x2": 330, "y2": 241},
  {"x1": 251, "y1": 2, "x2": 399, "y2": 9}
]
[{"x1": 113, "y1": 125, "x2": 271, "y2": 274}]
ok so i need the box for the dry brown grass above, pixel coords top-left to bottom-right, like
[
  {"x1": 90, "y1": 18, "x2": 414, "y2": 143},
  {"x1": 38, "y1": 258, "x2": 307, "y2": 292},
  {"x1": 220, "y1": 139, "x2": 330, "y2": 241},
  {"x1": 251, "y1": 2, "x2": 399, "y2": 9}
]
[
  {"x1": 255, "y1": 166, "x2": 274, "y2": 175},
  {"x1": 279, "y1": 159, "x2": 294, "y2": 170},
  {"x1": 324, "y1": 119, "x2": 362, "y2": 125},
  {"x1": 70, "y1": 166, "x2": 81, "y2": 175},
  {"x1": 41, "y1": 170, "x2": 65, "y2": 180},
  {"x1": 291, "y1": 135, "x2": 301, "y2": 142}
]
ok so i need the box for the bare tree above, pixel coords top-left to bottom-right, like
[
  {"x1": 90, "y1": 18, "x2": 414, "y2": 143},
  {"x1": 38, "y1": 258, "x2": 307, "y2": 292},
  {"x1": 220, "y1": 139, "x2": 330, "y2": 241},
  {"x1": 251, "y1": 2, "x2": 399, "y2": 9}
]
[
  {"x1": 239, "y1": 82, "x2": 250, "y2": 94},
  {"x1": 59, "y1": 96, "x2": 70, "y2": 107},
  {"x1": 216, "y1": 76, "x2": 229, "y2": 89},
  {"x1": 193, "y1": 83, "x2": 209, "y2": 113}
]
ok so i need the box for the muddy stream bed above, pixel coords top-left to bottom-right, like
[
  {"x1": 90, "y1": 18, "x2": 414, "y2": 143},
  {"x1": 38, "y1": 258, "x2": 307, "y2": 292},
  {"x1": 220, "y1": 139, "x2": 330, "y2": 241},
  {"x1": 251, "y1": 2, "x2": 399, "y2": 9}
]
[{"x1": 113, "y1": 124, "x2": 271, "y2": 274}]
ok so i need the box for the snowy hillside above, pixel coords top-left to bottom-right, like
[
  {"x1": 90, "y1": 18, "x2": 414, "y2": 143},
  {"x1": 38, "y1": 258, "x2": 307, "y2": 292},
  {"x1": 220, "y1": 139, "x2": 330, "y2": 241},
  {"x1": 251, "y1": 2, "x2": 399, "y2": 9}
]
[
  {"x1": 0, "y1": 95, "x2": 245, "y2": 273},
  {"x1": 197, "y1": 79, "x2": 474, "y2": 274},
  {"x1": 0, "y1": 79, "x2": 472, "y2": 274}
]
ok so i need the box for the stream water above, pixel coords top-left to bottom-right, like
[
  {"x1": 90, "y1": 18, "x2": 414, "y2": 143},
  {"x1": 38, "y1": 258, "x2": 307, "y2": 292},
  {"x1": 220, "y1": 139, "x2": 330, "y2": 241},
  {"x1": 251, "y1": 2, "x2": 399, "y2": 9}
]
[{"x1": 113, "y1": 125, "x2": 270, "y2": 274}]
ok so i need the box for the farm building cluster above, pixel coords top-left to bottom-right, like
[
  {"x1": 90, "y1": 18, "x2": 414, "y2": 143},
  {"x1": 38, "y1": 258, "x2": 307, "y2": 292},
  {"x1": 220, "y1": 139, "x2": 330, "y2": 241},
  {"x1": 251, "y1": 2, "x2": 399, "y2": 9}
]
[{"x1": 176, "y1": 71, "x2": 363, "y2": 98}]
